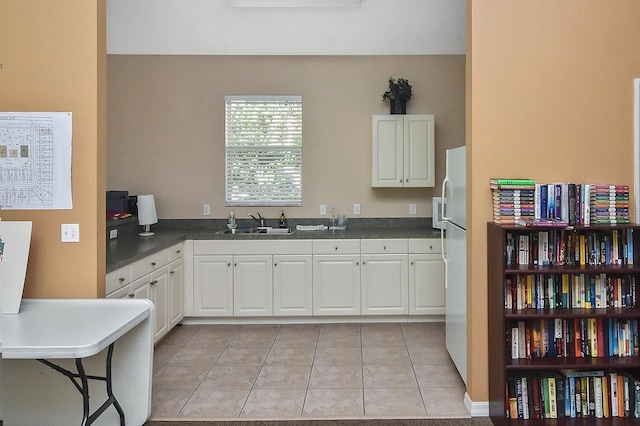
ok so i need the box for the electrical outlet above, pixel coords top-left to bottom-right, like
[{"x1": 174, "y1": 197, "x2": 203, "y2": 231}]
[
  {"x1": 203, "y1": 204, "x2": 211, "y2": 216},
  {"x1": 410, "y1": 204, "x2": 417, "y2": 215},
  {"x1": 320, "y1": 204, "x2": 327, "y2": 216},
  {"x1": 353, "y1": 203, "x2": 361, "y2": 215},
  {"x1": 61, "y1": 224, "x2": 80, "y2": 242},
  {"x1": 109, "y1": 229, "x2": 118, "y2": 239}
]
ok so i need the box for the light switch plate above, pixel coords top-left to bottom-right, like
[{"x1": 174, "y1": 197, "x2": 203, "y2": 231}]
[
  {"x1": 203, "y1": 204, "x2": 211, "y2": 216},
  {"x1": 320, "y1": 204, "x2": 327, "y2": 215},
  {"x1": 109, "y1": 229, "x2": 118, "y2": 239},
  {"x1": 353, "y1": 203, "x2": 360, "y2": 215},
  {"x1": 61, "y1": 224, "x2": 80, "y2": 242},
  {"x1": 410, "y1": 204, "x2": 417, "y2": 215}
]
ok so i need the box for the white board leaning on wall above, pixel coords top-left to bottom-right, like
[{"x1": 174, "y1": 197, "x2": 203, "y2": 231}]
[{"x1": 0, "y1": 220, "x2": 32, "y2": 314}]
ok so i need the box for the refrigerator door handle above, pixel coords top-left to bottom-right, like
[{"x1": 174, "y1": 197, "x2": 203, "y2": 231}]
[
  {"x1": 441, "y1": 175, "x2": 452, "y2": 222},
  {"x1": 440, "y1": 176, "x2": 450, "y2": 288},
  {"x1": 440, "y1": 222, "x2": 448, "y2": 289}
]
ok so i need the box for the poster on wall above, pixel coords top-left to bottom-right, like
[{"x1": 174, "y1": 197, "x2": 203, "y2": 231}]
[
  {"x1": 0, "y1": 220, "x2": 32, "y2": 314},
  {"x1": 0, "y1": 112, "x2": 72, "y2": 210}
]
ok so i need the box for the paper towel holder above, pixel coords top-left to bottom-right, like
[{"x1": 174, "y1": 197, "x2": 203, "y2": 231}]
[{"x1": 137, "y1": 194, "x2": 158, "y2": 237}]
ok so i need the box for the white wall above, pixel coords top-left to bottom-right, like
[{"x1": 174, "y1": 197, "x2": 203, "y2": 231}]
[{"x1": 107, "y1": 0, "x2": 466, "y2": 55}]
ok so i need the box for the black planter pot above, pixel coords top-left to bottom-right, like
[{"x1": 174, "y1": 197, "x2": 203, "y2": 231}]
[{"x1": 390, "y1": 99, "x2": 407, "y2": 114}]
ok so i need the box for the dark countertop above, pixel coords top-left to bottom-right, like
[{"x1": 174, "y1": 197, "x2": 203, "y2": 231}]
[{"x1": 106, "y1": 218, "x2": 442, "y2": 273}]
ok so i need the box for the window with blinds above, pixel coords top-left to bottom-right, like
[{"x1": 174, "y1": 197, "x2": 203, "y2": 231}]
[{"x1": 225, "y1": 95, "x2": 303, "y2": 206}]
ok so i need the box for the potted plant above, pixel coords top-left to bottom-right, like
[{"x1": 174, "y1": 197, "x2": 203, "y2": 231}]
[{"x1": 382, "y1": 77, "x2": 412, "y2": 114}]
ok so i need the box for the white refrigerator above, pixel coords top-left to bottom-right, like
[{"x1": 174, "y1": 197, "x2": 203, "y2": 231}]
[{"x1": 441, "y1": 146, "x2": 467, "y2": 385}]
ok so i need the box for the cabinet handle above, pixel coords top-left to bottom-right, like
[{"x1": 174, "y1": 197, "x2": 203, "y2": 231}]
[
  {"x1": 150, "y1": 280, "x2": 157, "y2": 286},
  {"x1": 151, "y1": 262, "x2": 157, "y2": 267},
  {"x1": 400, "y1": 179, "x2": 403, "y2": 183},
  {"x1": 429, "y1": 245, "x2": 433, "y2": 250},
  {"x1": 362, "y1": 261, "x2": 365, "y2": 265},
  {"x1": 128, "y1": 294, "x2": 134, "y2": 298},
  {"x1": 119, "y1": 277, "x2": 125, "y2": 282},
  {"x1": 274, "y1": 262, "x2": 278, "y2": 267},
  {"x1": 335, "y1": 246, "x2": 338, "y2": 250},
  {"x1": 356, "y1": 261, "x2": 359, "y2": 266},
  {"x1": 176, "y1": 249, "x2": 181, "y2": 254},
  {"x1": 234, "y1": 262, "x2": 237, "y2": 267},
  {"x1": 227, "y1": 262, "x2": 231, "y2": 267},
  {"x1": 170, "y1": 270, "x2": 175, "y2": 275},
  {"x1": 383, "y1": 245, "x2": 387, "y2": 250},
  {"x1": 411, "y1": 261, "x2": 414, "y2": 266}
]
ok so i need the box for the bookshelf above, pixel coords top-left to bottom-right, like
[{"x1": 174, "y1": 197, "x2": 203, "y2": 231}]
[{"x1": 488, "y1": 222, "x2": 640, "y2": 425}]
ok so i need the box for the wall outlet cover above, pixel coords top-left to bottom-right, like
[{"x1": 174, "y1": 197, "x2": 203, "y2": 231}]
[{"x1": 353, "y1": 203, "x2": 360, "y2": 215}]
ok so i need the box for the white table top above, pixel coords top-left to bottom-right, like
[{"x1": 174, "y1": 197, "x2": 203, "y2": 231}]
[{"x1": 0, "y1": 298, "x2": 153, "y2": 359}]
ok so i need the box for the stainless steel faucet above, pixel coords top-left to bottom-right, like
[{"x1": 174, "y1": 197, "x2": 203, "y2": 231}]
[{"x1": 248, "y1": 213, "x2": 265, "y2": 227}]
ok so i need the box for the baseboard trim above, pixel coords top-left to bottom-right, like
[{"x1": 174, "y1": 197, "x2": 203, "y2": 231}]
[{"x1": 464, "y1": 393, "x2": 489, "y2": 417}]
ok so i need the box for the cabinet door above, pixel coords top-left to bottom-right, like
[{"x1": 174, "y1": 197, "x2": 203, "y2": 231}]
[
  {"x1": 361, "y1": 254, "x2": 408, "y2": 315},
  {"x1": 372, "y1": 115, "x2": 404, "y2": 187},
  {"x1": 168, "y1": 259, "x2": 184, "y2": 328},
  {"x1": 193, "y1": 255, "x2": 233, "y2": 316},
  {"x1": 409, "y1": 253, "x2": 445, "y2": 315},
  {"x1": 313, "y1": 255, "x2": 360, "y2": 315},
  {"x1": 273, "y1": 254, "x2": 313, "y2": 316},
  {"x1": 107, "y1": 284, "x2": 134, "y2": 299},
  {"x1": 234, "y1": 255, "x2": 273, "y2": 316},
  {"x1": 404, "y1": 115, "x2": 435, "y2": 187},
  {"x1": 149, "y1": 267, "x2": 169, "y2": 342},
  {"x1": 131, "y1": 275, "x2": 151, "y2": 299}
]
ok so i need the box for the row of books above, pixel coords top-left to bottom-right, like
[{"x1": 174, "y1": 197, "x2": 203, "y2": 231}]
[
  {"x1": 492, "y1": 178, "x2": 536, "y2": 225},
  {"x1": 508, "y1": 318, "x2": 639, "y2": 360},
  {"x1": 506, "y1": 370, "x2": 640, "y2": 419},
  {"x1": 505, "y1": 229, "x2": 634, "y2": 266},
  {"x1": 504, "y1": 273, "x2": 637, "y2": 310},
  {"x1": 490, "y1": 179, "x2": 631, "y2": 226}
]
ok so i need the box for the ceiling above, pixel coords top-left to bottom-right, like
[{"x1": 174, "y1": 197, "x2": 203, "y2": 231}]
[{"x1": 107, "y1": 0, "x2": 466, "y2": 55}]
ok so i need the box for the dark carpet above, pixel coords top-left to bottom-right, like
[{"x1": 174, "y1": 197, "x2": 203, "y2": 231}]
[{"x1": 144, "y1": 418, "x2": 492, "y2": 426}]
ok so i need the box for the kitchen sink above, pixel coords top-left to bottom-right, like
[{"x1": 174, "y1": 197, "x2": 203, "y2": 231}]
[{"x1": 216, "y1": 227, "x2": 295, "y2": 235}]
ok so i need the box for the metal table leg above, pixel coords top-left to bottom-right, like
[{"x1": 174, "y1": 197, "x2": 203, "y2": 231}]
[{"x1": 37, "y1": 342, "x2": 125, "y2": 426}]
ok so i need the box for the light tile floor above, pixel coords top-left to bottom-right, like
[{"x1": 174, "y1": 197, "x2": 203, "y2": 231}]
[{"x1": 150, "y1": 322, "x2": 469, "y2": 420}]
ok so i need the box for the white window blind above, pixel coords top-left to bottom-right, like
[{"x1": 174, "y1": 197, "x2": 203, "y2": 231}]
[{"x1": 225, "y1": 95, "x2": 302, "y2": 206}]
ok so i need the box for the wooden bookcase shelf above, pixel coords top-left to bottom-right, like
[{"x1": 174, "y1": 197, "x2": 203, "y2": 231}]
[{"x1": 488, "y1": 223, "x2": 640, "y2": 425}]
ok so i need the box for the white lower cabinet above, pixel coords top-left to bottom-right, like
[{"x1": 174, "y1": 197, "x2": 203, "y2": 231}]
[
  {"x1": 361, "y1": 254, "x2": 409, "y2": 315},
  {"x1": 360, "y1": 239, "x2": 409, "y2": 315},
  {"x1": 187, "y1": 237, "x2": 442, "y2": 319},
  {"x1": 193, "y1": 255, "x2": 233, "y2": 316},
  {"x1": 273, "y1": 255, "x2": 313, "y2": 316},
  {"x1": 149, "y1": 266, "x2": 169, "y2": 341},
  {"x1": 408, "y1": 239, "x2": 445, "y2": 315},
  {"x1": 312, "y1": 239, "x2": 361, "y2": 315},
  {"x1": 108, "y1": 276, "x2": 150, "y2": 300},
  {"x1": 168, "y1": 259, "x2": 184, "y2": 328},
  {"x1": 106, "y1": 242, "x2": 184, "y2": 343},
  {"x1": 192, "y1": 240, "x2": 313, "y2": 317},
  {"x1": 233, "y1": 255, "x2": 273, "y2": 316}
]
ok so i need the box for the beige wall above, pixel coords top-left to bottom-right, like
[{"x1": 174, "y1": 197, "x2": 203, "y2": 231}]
[
  {"x1": 466, "y1": 0, "x2": 640, "y2": 404},
  {"x1": 1, "y1": 1, "x2": 106, "y2": 298},
  {"x1": 107, "y1": 55, "x2": 465, "y2": 220}
]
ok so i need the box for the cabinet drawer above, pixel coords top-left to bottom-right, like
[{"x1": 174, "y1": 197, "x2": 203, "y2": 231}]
[
  {"x1": 168, "y1": 242, "x2": 184, "y2": 262},
  {"x1": 313, "y1": 239, "x2": 360, "y2": 255},
  {"x1": 106, "y1": 265, "x2": 132, "y2": 295},
  {"x1": 361, "y1": 239, "x2": 408, "y2": 254},
  {"x1": 409, "y1": 238, "x2": 441, "y2": 254},
  {"x1": 131, "y1": 249, "x2": 169, "y2": 280}
]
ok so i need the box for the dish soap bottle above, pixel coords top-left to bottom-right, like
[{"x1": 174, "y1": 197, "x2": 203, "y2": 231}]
[
  {"x1": 228, "y1": 211, "x2": 236, "y2": 228},
  {"x1": 279, "y1": 210, "x2": 287, "y2": 228}
]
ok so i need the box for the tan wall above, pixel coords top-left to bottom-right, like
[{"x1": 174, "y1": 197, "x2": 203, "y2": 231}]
[
  {"x1": 466, "y1": 1, "x2": 640, "y2": 403},
  {"x1": 107, "y1": 55, "x2": 465, "y2": 220},
  {"x1": 1, "y1": 0, "x2": 106, "y2": 298}
]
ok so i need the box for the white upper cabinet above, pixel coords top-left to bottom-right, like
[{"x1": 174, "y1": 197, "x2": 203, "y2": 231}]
[{"x1": 372, "y1": 115, "x2": 435, "y2": 188}]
